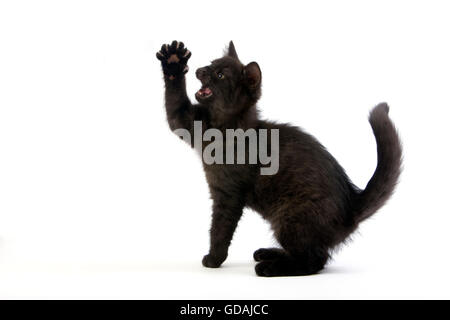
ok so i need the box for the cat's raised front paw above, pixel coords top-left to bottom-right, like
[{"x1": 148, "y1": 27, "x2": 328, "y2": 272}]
[{"x1": 156, "y1": 40, "x2": 191, "y2": 80}]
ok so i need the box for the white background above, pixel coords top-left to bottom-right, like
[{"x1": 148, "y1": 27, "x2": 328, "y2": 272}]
[{"x1": 0, "y1": 0, "x2": 449, "y2": 299}]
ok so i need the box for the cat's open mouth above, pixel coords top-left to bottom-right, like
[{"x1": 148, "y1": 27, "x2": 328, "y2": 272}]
[{"x1": 196, "y1": 86, "x2": 213, "y2": 100}]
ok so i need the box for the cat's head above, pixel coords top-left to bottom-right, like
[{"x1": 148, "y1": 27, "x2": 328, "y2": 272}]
[{"x1": 195, "y1": 41, "x2": 261, "y2": 114}]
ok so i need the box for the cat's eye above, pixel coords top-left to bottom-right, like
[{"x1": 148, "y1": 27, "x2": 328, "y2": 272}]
[{"x1": 217, "y1": 72, "x2": 224, "y2": 79}]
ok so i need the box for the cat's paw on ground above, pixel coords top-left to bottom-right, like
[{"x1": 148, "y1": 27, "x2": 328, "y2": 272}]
[
  {"x1": 255, "y1": 260, "x2": 280, "y2": 277},
  {"x1": 253, "y1": 248, "x2": 286, "y2": 261},
  {"x1": 202, "y1": 253, "x2": 225, "y2": 268},
  {"x1": 156, "y1": 40, "x2": 191, "y2": 80}
]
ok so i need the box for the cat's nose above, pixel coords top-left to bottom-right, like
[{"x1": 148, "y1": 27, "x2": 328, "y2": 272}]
[{"x1": 196, "y1": 67, "x2": 209, "y2": 81}]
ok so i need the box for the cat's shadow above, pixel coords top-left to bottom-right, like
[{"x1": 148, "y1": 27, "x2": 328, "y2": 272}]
[
  {"x1": 0, "y1": 257, "x2": 358, "y2": 276},
  {"x1": 201, "y1": 262, "x2": 359, "y2": 277}
]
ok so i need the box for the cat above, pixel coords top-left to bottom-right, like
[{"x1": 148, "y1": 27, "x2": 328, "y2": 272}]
[{"x1": 156, "y1": 40, "x2": 402, "y2": 276}]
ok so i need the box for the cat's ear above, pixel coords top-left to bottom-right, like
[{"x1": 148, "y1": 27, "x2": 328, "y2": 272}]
[
  {"x1": 243, "y1": 62, "x2": 261, "y2": 88},
  {"x1": 227, "y1": 41, "x2": 239, "y2": 60}
]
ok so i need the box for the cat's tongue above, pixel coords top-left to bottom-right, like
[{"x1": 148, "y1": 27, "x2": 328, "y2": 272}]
[{"x1": 197, "y1": 87, "x2": 212, "y2": 97}]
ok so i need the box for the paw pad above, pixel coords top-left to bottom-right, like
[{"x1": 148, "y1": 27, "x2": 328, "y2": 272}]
[{"x1": 156, "y1": 40, "x2": 191, "y2": 79}]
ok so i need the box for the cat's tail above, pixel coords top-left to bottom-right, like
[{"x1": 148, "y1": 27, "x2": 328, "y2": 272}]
[{"x1": 353, "y1": 103, "x2": 402, "y2": 224}]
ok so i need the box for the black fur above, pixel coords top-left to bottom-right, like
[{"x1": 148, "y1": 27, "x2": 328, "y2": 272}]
[{"x1": 156, "y1": 41, "x2": 403, "y2": 277}]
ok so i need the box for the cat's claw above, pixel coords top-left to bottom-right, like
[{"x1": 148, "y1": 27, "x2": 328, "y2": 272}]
[{"x1": 156, "y1": 40, "x2": 191, "y2": 79}]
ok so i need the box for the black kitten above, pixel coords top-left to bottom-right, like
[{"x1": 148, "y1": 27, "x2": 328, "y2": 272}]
[{"x1": 156, "y1": 41, "x2": 402, "y2": 277}]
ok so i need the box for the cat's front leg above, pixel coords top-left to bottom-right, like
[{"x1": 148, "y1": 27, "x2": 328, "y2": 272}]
[
  {"x1": 156, "y1": 41, "x2": 194, "y2": 131},
  {"x1": 202, "y1": 200, "x2": 244, "y2": 268}
]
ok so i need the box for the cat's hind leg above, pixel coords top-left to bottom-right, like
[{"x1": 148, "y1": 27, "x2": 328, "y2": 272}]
[
  {"x1": 255, "y1": 222, "x2": 329, "y2": 276},
  {"x1": 254, "y1": 250, "x2": 328, "y2": 277}
]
